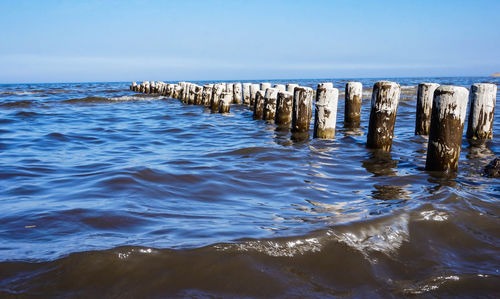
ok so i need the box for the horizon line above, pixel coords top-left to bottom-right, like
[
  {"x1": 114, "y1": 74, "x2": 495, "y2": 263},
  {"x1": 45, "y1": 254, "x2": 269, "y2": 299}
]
[{"x1": 0, "y1": 74, "x2": 494, "y2": 85}]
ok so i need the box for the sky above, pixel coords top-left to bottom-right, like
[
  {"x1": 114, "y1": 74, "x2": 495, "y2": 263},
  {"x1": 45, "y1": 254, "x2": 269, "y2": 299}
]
[{"x1": 0, "y1": 0, "x2": 499, "y2": 83}]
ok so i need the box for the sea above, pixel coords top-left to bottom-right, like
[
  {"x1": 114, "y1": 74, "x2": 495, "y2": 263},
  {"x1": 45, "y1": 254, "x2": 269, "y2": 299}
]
[{"x1": 0, "y1": 77, "x2": 499, "y2": 297}]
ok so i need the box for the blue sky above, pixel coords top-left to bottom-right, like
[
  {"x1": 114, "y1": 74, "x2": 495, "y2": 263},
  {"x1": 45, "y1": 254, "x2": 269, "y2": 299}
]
[{"x1": 0, "y1": 0, "x2": 499, "y2": 83}]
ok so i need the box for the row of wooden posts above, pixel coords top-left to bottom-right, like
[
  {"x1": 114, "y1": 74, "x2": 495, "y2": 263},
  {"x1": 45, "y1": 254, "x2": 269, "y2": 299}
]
[{"x1": 130, "y1": 80, "x2": 497, "y2": 172}]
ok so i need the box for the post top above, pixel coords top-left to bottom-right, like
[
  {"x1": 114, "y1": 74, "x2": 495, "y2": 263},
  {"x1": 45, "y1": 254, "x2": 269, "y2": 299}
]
[
  {"x1": 318, "y1": 82, "x2": 333, "y2": 89},
  {"x1": 471, "y1": 83, "x2": 497, "y2": 92},
  {"x1": 375, "y1": 81, "x2": 400, "y2": 88},
  {"x1": 435, "y1": 85, "x2": 469, "y2": 94},
  {"x1": 418, "y1": 82, "x2": 440, "y2": 87}
]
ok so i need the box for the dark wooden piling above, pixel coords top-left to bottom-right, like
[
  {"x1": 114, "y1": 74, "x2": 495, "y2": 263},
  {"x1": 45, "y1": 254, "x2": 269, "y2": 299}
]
[
  {"x1": 253, "y1": 90, "x2": 266, "y2": 120},
  {"x1": 242, "y1": 83, "x2": 251, "y2": 106},
  {"x1": 262, "y1": 88, "x2": 279, "y2": 121},
  {"x1": 314, "y1": 85, "x2": 339, "y2": 139},
  {"x1": 415, "y1": 83, "x2": 440, "y2": 135},
  {"x1": 345, "y1": 82, "x2": 363, "y2": 126},
  {"x1": 425, "y1": 86, "x2": 469, "y2": 171},
  {"x1": 219, "y1": 92, "x2": 232, "y2": 113},
  {"x1": 225, "y1": 83, "x2": 234, "y2": 104},
  {"x1": 366, "y1": 81, "x2": 401, "y2": 151},
  {"x1": 187, "y1": 84, "x2": 197, "y2": 104},
  {"x1": 210, "y1": 83, "x2": 225, "y2": 113},
  {"x1": 250, "y1": 84, "x2": 260, "y2": 107},
  {"x1": 232, "y1": 83, "x2": 242, "y2": 104},
  {"x1": 194, "y1": 85, "x2": 203, "y2": 105},
  {"x1": 466, "y1": 83, "x2": 497, "y2": 140},
  {"x1": 291, "y1": 86, "x2": 314, "y2": 134},
  {"x1": 275, "y1": 91, "x2": 294, "y2": 127},
  {"x1": 181, "y1": 83, "x2": 190, "y2": 103},
  {"x1": 202, "y1": 84, "x2": 214, "y2": 106},
  {"x1": 173, "y1": 85, "x2": 182, "y2": 99}
]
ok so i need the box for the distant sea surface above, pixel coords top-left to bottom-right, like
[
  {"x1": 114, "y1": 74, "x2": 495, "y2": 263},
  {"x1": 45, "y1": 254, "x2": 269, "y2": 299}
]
[{"x1": 0, "y1": 77, "x2": 499, "y2": 297}]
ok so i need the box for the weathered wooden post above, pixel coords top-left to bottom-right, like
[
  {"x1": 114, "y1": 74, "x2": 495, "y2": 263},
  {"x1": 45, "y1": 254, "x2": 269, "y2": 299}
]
[
  {"x1": 314, "y1": 85, "x2": 339, "y2": 139},
  {"x1": 232, "y1": 83, "x2": 242, "y2": 104},
  {"x1": 274, "y1": 84, "x2": 286, "y2": 92},
  {"x1": 219, "y1": 92, "x2": 232, "y2": 113},
  {"x1": 466, "y1": 83, "x2": 497, "y2": 140},
  {"x1": 263, "y1": 88, "x2": 279, "y2": 121},
  {"x1": 194, "y1": 85, "x2": 203, "y2": 105},
  {"x1": 202, "y1": 84, "x2": 214, "y2": 106},
  {"x1": 366, "y1": 81, "x2": 401, "y2": 151},
  {"x1": 131, "y1": 82, "x2": 137, "y2": 91},
  {"x1": 345, "y1": 82, "x2": 363, "y2": 126},
  {"x1": 318, "y1": 82, "x2": 333, "y2": 89},
  {"x1": 291, "y1": 87, "x2": 314, "y2": 136},
  {"x1": 415, "y1": 83, "x2": 440, "y2": 135},
  {"x1": 211, "y1": 83, "x2": 225, "y2": 113},
  {"x1": 250, "y1": 84, "x2": 260, "y2": 107},
  {"x1": 145, "y1": 81, "x2": 151, "y2": 94},
  {"x1": 253, "y1": 90, "x2": 266, "y2": 120},
  {"x1": 187, "y1": 84, "x2": 197, "y2": 104},
  {"x1": 276, "y1": 91, "x2": 294, "y2": 127},
  {"x1": 225, "y1": 83, "x2": 234, "y2": 103},
  {"x1": 286, "y1": 83, "x2": 299, "y2": 93},
  {"x1": 181, "y1": 83, "x2": 190, "y2": 102},
  {"x1": 260, "y1": 82, "x2": 271, "y2": 92},
  {"x1": 173, "y1": 85, "x2": 182, "y2": 99},
  {"x1": 166, "y1": 84, "x2": 173, "y2": 97},
  {"x1": 242, "y1": 83, "x2": 251, "y2": 106},
  {"x1": 425, "y1": 86, "x2": 469, "y2": 171},
  {"x1": 178, "y1": 82, "x2": 186, "y2": 99}
]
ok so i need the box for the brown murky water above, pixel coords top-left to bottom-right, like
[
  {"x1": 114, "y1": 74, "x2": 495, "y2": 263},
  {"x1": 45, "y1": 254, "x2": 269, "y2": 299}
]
[{"x1": 0, "y1": 77, "x2": 499, "y2": 297}]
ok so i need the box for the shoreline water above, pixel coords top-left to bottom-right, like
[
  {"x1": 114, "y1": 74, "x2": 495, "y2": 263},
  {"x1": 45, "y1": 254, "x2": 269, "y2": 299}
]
[{"x1": 0, "y1": 77, "x2": 498, "y2": 297}]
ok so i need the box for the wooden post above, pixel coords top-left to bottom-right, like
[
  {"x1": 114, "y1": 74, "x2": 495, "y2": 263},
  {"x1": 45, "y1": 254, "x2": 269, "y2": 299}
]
[
  {"x1": 181, "y1": 83, "x2": 190, "y2": 103},
  {"x1": 211, "y1": 83, "x2": 225, "y2": 113},
  {"x1": 166, "y1": 84, "x2": 173, "y2": 97},
  {"x1": 314, "y1": 86, "x2": 339, "y2": 139},
  {"x1": 260, "y1": 82, "x2": 271, "y2": 92},
  {"x1": 194, "y1": 85, "x2": 203, "y2": 105},
  {"x1": 367, "y1": 81, "x2": 401, "y2": 151},
  {"x1": 145, "y1": 82, "x2": 151, "y2": 94},
  {"x1": 425, "y1": 86, "x2": 469, "y2": 171},
  {"x1": 286, "y1": 83, "x2": 299, "y2": 93},
  {"x1": 415, "y1": 83, "x2": 440, "y2": 135},
  {"x1": 178, "y1": 82, "x2": 185, "y2": 99},
  {"x1": 187, "y1": 84, "x2": 197, "y2": 104},
  {"x1": 202, "y1": 84, "x2": 214, "y2": 106},
  {"x1": 253, "y1": 90, "x2": 266, "y2": 120},
  {"x1": 276, "y1": 91, "x2": 294, "y2": 127},
  {"x1": 242, "y1": 83, "x2": 251, "y2": 106},
  {"x1": 250, "y1": 84, "x2": 260, "y2": 107},
  {"x1": 173, "y1": 85, "x2": 182, "y2": 99},
  {"x1": 232, "y1": 83, "x2": 242, "y2": 104},
  {"x1": 263, "y1": 88, "x2": 279, "y2": 121},
  {"x1": 219, "y1": 92, "x2": 232, "y2": 113},
  {"x1": 318, "y1": 82, "x2": 333, "y2": 89},
  {"x1": 291, "y1": 86, "x2": 314, "y2": 134},
  {"x1": 274, "y1": 84, "x2": 286, "y2": 92},
  {"x1": 345, "y1": 82, "x2": 363, "y2": 126},
  {"x1": 225, "y1": 83, "x2": 234, "y2": 103},
  {"x1": 466, "y1": 83, "x2": 497, "y2": 140},
  {"x1": 131, "y1": 82, "x2": 137, "y2": 91}
]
